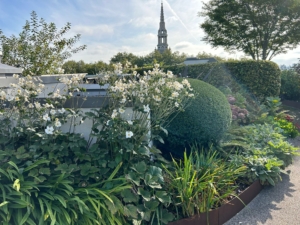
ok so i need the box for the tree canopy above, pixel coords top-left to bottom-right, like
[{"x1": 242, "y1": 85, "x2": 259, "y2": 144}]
[
  {"x1": 200, "y1": 0, "x2": 300, "y2": 60},
  {"x1": 109, "y1": 49, "x2": 187, "y2": 68},
  {"x1": 0, "y1": 11, "x2": 86, "y2": 75},
  {"x1": 62, "y1": 60, "x2": 110, "y2": 74}
]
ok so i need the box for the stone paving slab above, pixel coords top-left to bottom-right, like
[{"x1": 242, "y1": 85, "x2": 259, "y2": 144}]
[{"x1": 224, "y1": 137, "x2": 300, "y2": 225}]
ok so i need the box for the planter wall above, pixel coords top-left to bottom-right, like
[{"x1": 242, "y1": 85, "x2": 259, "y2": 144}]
[{"x1": 169, "y1": 180, "x2": 263, "y2": 225}]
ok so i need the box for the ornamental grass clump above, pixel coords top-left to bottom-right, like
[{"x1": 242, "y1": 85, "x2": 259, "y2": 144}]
[{"x1": 163, "y1": 147, "x2": 245, "y2": 219}]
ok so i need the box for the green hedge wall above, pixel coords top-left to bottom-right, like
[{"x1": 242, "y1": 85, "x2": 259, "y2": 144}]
[
  {"x1": 224, "y1": 61, "x2": 281, "y2": 99},
  {"x1": 136, "y1": 60, "x2": 281, "y2": 100}
]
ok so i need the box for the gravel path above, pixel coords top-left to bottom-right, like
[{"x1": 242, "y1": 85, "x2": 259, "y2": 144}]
[{"x1": 224, "y1": 136, "x2": 300, "y2": 225}]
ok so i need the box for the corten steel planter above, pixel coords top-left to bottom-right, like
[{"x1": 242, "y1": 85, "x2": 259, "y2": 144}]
[{"x1": 168, "y1": 180, "x2": 263, "y2": 225}]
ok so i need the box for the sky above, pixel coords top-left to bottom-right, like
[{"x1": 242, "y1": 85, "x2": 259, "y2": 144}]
[{"x1": 0, "y1": 0, "x2": 299, "y2": 66}]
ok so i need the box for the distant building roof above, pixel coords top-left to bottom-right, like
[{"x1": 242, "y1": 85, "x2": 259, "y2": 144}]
[
  {"x1": 183, "y1": 57, "x2": 218, "y2": 65},
  {"x1": 0, "y1": 63, "x2": 23, "y2": 75}
]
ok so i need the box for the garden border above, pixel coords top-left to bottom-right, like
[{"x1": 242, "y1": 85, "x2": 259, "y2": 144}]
[{"x1": 168, "y1": 180, "x2": 263, "y2": 225}]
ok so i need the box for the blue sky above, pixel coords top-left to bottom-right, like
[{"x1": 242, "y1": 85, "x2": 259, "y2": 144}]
[{"x1": 0, "y1": 0, "x2": 299, "y2": 66}]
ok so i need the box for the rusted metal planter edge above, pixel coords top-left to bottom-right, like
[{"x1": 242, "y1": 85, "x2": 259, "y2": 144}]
[{"x1": 168, "y1": 180, "x2": 263, "y2": 225}]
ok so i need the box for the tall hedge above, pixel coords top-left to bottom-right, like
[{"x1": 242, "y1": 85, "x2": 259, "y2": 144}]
[
  {"x1": 224, "y1": 61, "x2": 281, "y2": 99},
  {"x1": 136, "y1": 60, "x2": 281, "y2": 100}
]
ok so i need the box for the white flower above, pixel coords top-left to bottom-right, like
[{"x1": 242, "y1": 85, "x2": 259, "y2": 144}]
[
  {"x1": 188, "y1": 93, "x2": 194, "y2": 97},
  {"x1": 155, "y1": 88, "x2": 161, "y2": 93},
  {"x1": 54, "y1": 118, "x2": 61, "y2": 127},
  {"x1": 58, "y1": 108, "x2": 65, "y2": 114},
  {"x1": 28, "y1": 103, "x2": 34, "y2": 108},
  {"x1": 173, "y1": 81, "x2": 184, "y2": 91},
  {"x1": 175, "y1": 102, "x2": 179, "y2": 107},
  {"x1": 158, "y1": 78, "x2": 165, "y2": 85},
  {"x1": 120, "y1": 97, "x2": 126, "y2": 104},
  {"x1": 43, "y1": 114, "x2": 51, "y2": 121},
  {"x1": 45, "y1": 126, "x2": 54, "y2": 134},
  {"x1": 111, "y1": 109, "x2": 118, "y2": 119},
  {"x1": 80, "y1": 119, "x2": 84, "y2": 124},
  {"x1": 182, "y1": 79, "x2": 191, "y2": 88},
  {"x1": 171, "y1": 92, "x2": 179, "y2": 98},
  {"x1": 119, "y1": 108, "x2": 125, "y2": 114},
  {"x1": 13, "y1": 74, "x2": 19, "y2": 79},
  {"x1": 106, "y1": 120, "x2": 110, "y2": 126},
  {"x1": 44, "y1": 103, "x2": 54, "y2": 108},
  {"x1": 50, "y1": 109, "x2": 56, "y2": 115},
  {"x1": 126, "y1": 131, "x2": 133, "y2": 138},
  {"x1": 0, "y1": 91, "x2": 6, "y2": 100},
  {"x1": 153, "y1": 95, "x2": 161, "y2": 102},
  {"x1": 167, "y1": 71, "x2": 173, "y2": 78},
  {"x1": 69, "y1": 92, "x2": 73, "y2": 97},
  {"x1": 143, "y1": 105, "x2": 150, "y2": 113},
  {"x1": 15, "y1": 97, "x2": 20, "y2": 101},
  {"x1": 34, "y1": 102, "x2": 41, "y2": 109},
  {"x1": 127, "y1": 120, "x2": 133, "y2": 125}
]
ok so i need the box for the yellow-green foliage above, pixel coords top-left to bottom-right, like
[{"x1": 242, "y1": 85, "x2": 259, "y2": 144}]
[{"x1": 161, "y1": 79, "x2": 232, "y2": 155}]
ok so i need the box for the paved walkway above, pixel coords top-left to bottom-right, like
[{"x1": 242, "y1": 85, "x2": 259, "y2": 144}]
[{"x1": 224, "y1": 136, "x2": 300, "y2": 225}]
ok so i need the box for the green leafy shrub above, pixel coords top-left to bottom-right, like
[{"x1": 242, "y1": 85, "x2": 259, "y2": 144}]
[
  {"x1": 229, "y1": 152, "x2": 284, "y2": 186},
  {"x1": 274, "y1": 117, "x2": 300, "y2": 138},
  {"x1": 163, "y1": 148, "x2": 245, "y2": 219},
  {"x1": 160, "y1": 78, "x2": 231, "y2": 155},
  {"x1": 223, "y1": 124, "x2": 299, "y2": 185},
  {"x1": 280, "y1": 69, "x2": 300, "y2": 100}
]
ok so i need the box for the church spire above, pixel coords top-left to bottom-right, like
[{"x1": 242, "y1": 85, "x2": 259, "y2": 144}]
[
  {"x1": 160, "y1": 1, "x2": 165, "y2": 24},
  {"x1": 157, "y1": 0, "x2": 168, "y2": 53}
]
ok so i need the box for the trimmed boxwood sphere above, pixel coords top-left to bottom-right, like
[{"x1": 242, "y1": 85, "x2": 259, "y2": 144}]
[{"x1": 160, "y1": 78, "x2": 232, "y2": 155}]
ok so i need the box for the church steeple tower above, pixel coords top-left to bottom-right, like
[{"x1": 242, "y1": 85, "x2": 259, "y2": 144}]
[{"x1": 157, "y1": 1, "x2": 168, "y2": 53}]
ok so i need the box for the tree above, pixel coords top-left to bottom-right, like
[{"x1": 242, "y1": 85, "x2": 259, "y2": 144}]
[
  {"x1": 0, "y1": 11, "x2": 86, "y2": 75},
  {"x1": 110, "y1": 52, "x2": 140, "y2": 66},
  {"x1": 62, "y1": 60, "x2": 86, "y2": 74},
  {"x1": 62, "y1": 60, "x2": 110, "y2": 74},
  {"x1": 293, "y1": 59, "x2": 300, "y2": 74},
  {"x1": 85, "y1": 61, "x2": 110, "y2": 74},
  {"x1": 200, "y1": 0, "x2": 300, "y2": 60},
  {"x1": 143, "y1": 49, "x2": 187, "y2": 66},
  {"x1": 196, "y1": 51, "x2": 226, "y2": 61}
]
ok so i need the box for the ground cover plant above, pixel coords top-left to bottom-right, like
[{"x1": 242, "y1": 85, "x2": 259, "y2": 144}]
[{"x1": 221, "y1": 96, "x2": 300, "y2": 186}]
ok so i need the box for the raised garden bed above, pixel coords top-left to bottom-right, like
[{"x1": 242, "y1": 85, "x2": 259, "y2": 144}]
[{"x1": 168, "y1": 180, "x2": 263, "y2": 225}]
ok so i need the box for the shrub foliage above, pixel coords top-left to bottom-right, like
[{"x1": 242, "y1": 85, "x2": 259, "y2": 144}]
[{"x1": 160, "y1": 78, "x2": 232, "y2": 155}]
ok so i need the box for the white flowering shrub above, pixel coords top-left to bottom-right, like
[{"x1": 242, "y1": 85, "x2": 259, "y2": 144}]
[
  {"x1": 0, "y1": 64, "x2": 193, "y2": 224},
  {"x1": 0, "y1": 74, "x2": 86, "y2": 143}
]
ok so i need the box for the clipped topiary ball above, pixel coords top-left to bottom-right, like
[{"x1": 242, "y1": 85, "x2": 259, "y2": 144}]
[{"x1": 160, "y1": 78, "x2": 232, "y2": 155}]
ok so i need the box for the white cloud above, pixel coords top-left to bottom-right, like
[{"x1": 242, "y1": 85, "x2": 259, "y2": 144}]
[
  {"x1": 72, "y1": 24, "x2": 113, "y2": 37},
  {"x1": 129, "y1": 17, "x2": 157, "y2": 28}
]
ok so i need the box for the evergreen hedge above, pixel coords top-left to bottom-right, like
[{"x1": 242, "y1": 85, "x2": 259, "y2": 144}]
[
  {"x1": 137, "y1": 60, "x2": 281, "y2": 100},
  {"x1": 159, "y1": 78, "x2": 232, "y2": 155}
]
